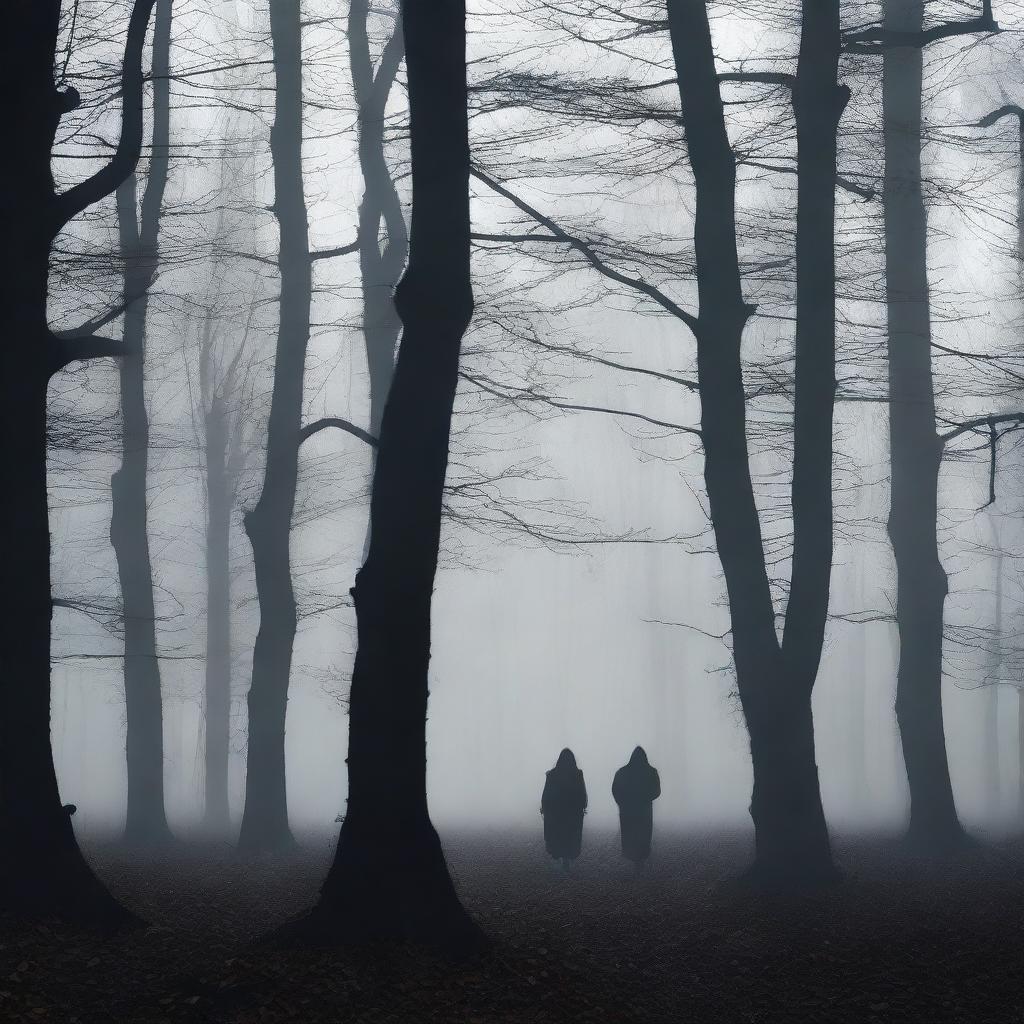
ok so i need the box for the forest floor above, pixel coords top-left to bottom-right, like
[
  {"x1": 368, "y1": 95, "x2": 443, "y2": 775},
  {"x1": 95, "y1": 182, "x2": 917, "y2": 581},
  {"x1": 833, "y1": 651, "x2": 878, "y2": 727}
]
[{"x1": 0, "y1": 828, "x2": 1022, "y2": 1023}]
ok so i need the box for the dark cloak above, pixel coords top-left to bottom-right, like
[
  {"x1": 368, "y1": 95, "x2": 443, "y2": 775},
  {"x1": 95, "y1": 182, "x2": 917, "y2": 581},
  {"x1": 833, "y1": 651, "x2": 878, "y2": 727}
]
[
  {"x1": 541, "y1": 748, "x2": 587, "y2": 861},
  {"x1": 612, "y1": 746, "x2": 661, "y2": 864}
]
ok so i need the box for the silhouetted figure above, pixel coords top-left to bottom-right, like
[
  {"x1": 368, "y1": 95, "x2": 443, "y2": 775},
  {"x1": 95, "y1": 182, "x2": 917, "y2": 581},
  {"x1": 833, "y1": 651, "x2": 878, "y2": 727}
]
[
  {"x1": 612, "y1": 747, "x2": 661, "y2": 868},
  {"x1": 541, "y1": 749, "x2": 587, "y2": 868}
]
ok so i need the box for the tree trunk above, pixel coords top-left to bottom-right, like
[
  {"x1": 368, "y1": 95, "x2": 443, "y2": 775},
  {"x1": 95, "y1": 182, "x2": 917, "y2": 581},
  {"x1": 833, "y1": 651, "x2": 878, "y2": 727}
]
[
  {"x1": 984, "y1": 521, "x2": 1003, "y2": 823},
  {"x1": 203, "y1": 396, "x2": 232, "y2": 832},
  {"x1": 112, "y1": 183, "x2": 169, "y2": 845},
  {"x1": 1018, "y1": 687, "x2": 1024, "y2": 827},
  {"x1": 883, "y1": 0, "x2": 966, "y2": 848},
  {"x1": 848, "y1": 533, "x2": 869, "y2": 813},
  {"x1": 0, "y1": 370, "x2": 132, "y2": 924},
  {"x1": 238, "y1": 0, "x2": 311, "y2": 853},
  {"x1": 110, "y1": 0, "x2": 174, "y2": 846},
  {"x1": 986, "y1": 686, "x2": 1001, "y2": 822},
  {"x1": 0, "y1": 3, "x2": 141, "y2": 925},
  {"x1": 666, "y1": 0, "x2": 842, "y2": 885},
  {"x1": 297, "y1": 0, "x2": 482, "y2": 949}
]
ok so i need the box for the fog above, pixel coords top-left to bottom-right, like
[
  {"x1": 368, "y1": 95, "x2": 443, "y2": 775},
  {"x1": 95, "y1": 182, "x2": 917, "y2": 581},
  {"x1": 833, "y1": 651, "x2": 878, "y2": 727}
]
[{"x1": 42, "y1": 0, "x2": 1024, "y2": 848}]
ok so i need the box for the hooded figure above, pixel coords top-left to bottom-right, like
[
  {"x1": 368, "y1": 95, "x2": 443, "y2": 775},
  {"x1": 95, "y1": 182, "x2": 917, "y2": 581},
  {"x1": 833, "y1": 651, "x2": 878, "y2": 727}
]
[
  {"x1": 612, "y1": 746, "x2": 661, "y2": 866},
  {"x1": 541, "y1": 748, "x2": 587, "y2": 866}
]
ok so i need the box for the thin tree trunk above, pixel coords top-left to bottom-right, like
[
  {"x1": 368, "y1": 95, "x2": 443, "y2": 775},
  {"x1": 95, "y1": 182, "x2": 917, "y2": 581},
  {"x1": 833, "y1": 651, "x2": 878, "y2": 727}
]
[
  {"x1": 238, "y1": 0, "x2": 311, "y2": 853},
  {"x1": 986, "y1": 687, "x2": 1001, "y2": 821},
  {"x1": 110, "y1": 0, "x2": 173, "y2": 845},
  {"x1": 1018, "y1": 687, "x2": 1024, "y2": 826},
  {"x1": 984, "y1": 517, "x2": 1003, "y2": 822},
  {"x1": 883, "y1": 0, "x2": 966, "y2": 848},
  {"x1": 297, "y1": 0, "x2": 483, "y2": 948},
  {"x1": 667, "y1": 0, "x2": 843, "y2": 883},
  {"x1": 1016, "y1": 114, "x2": 1024, "y2": 260},
  {"x1": 112, "y1": 197, "x2": 168, "y2": 844},
  {"x1": 849, "y1": 542, "x2": 868, "y2": 813},
  {"x1": 0, "y1": 1, "x2": 155, "y2": 925},
  {"x1": 203, "y1": 396, "x2": 232, "y2": 831}
]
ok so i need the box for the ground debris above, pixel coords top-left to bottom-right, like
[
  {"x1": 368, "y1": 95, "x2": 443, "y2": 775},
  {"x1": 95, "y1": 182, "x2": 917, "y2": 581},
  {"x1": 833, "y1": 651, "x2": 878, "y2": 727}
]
[{"x1": 0, "y1": 831, "x2": 1020, "y2": 1022}]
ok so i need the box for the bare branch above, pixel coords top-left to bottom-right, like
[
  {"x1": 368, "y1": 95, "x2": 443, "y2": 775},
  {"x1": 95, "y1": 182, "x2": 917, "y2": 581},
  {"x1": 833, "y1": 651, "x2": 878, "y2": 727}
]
[
  {"x1": 49, "y1": 332, "x2": 132, "y2": 375},
  {"x1": 55, "y1": 0, "x2": 159, "y2": 228},
  {"x1": 309, "y1": 238, "x2": 361, "y2": 262},
  {"x1": 718, "y1": 71, "x2": 796, "y2": 89},
  {"x1": 843, "y1": 0, "x2": 998, "y2": 53},
  {"x1": 299, "y1": 417, "x2": 378, "y2": 448},
  {"x1": 470, "y1": 167, "x2": 699, "y2": 333},
  {"x1": 978, "y1": 104, "x2": 1024, "y2": 128},
  {"x1": 459, "y1": 370, "x2": 702, "y2": 438},
  {"x1": 939, "y1": 412, "x2": 1024, "y2": 444}
]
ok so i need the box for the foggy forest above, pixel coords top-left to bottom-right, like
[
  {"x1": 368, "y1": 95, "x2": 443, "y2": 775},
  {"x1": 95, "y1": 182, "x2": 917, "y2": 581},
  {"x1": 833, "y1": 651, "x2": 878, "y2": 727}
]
[{"x1": 5, "y1": 0, "x2": 1024, "y2": 1020}]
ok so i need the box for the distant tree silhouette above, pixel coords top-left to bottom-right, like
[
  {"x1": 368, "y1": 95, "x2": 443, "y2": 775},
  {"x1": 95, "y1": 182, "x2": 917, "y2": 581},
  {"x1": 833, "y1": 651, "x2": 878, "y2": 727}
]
[
  {"x1": 195, "y1": 307, "x2": 252, "y2": 834},
  {"x1": 112, "y1": 0, "x2": 174, "y2": 847},
  {"x1": 235, "y1": 0, "x2": 308, "y2": 854},
  {"x1": 844, "y1": 0, "x2": 1000, "y2": 849},
  {"x1": 237, "y1": 0, "x2": 359, "y2": 853},
  {"x1": 0, "y1": 0, "x2": 157, "y2": 925}
]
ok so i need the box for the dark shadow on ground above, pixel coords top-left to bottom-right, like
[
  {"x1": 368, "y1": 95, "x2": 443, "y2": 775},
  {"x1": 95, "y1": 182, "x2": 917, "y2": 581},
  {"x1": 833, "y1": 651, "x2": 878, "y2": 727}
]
[{"x1": 0, "y1": 828, "x2": 1021, "y2": 1022}]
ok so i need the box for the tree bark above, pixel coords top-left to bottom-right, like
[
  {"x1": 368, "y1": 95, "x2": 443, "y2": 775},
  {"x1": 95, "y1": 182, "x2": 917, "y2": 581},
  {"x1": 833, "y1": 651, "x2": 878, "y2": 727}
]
[
  {"x1": 238, "y1": 0, "x2": 311, "y2": 853},
  {"x1": 203, "y1": 396, "x2": 232, "y2": 832},
  {"x1": 667, "y1": 0, "x2": 842, "y2": 884},
  {"x1": 295, "y1": 0, "x2": 483, "y2": 948},
  {"x1": 0, "y1": 0, "x2": 155, "y2": 925},
  {"x1": 883, "y1": 0, "x2": 966, "y2": 848}
]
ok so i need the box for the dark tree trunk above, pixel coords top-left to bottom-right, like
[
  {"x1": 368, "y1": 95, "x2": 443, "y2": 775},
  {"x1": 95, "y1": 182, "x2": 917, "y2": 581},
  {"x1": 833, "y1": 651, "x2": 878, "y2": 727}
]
[
  {"x1": 667, "y1": 0, "x2": 843, "y2": 884},
  {"x1": 0, "y1": 371, "x2": 130, "y2": 924},
  {"x1": 767, "y1": 0, "x2": 847, "y2": 876},
  {"x1": 296, "y1": 0, "x2": 482, "y2": 949},
  {"x1": 0, "y1": 1, "x2": 155, "y2": 925},
  {"x1": 111, "y1": 0, "x2": 173, "y2": 846},
  {"x1": 238, "y1": 0, "x2": 311, "y2": 853},
  {"x1": 883, "y1": 0, "x2": 966, "y2": 848},
  {"x1": 203, "y1": 396, "x2": 232, "y2": 832}
]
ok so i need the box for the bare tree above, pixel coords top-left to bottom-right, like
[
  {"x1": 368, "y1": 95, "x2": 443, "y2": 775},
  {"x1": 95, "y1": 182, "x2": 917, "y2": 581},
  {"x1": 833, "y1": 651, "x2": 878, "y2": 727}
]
[
  {"x1": 0, "y1": 0, "x2": 157, "y2": 924},
  {"x1": 285, "y1": 0, "x2": 484, "y2": 947},
  {"x1": 112, "y1": 0, "x2": 174, "y2": 846},
  {"x1": 196, "y1": 308, "x2": 254, "y2": 832},
  {"x1": 846, "y1": 0, "x2": 1001, "y2": 847},
  {"x1": 237, "y1": 0, "x2": 366, "y2": 850}
]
